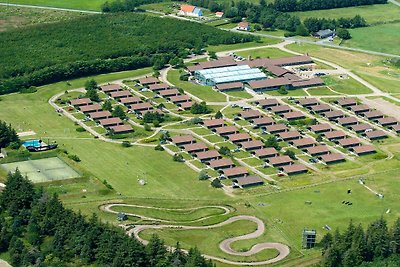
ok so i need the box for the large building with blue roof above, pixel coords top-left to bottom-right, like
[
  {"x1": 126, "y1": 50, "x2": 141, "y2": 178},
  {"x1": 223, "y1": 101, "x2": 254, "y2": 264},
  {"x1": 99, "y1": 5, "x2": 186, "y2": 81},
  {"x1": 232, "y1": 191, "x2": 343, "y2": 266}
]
[{"x1": 194, "y1": 65, "x2": 267, "y2": 86}]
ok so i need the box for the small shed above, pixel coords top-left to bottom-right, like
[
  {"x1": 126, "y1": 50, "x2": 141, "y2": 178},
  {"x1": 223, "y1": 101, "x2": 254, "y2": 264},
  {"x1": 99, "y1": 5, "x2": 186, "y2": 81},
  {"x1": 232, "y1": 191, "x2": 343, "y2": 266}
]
[
  {"x1": 117, "y1": 212, "x2": 128, "y2": 221},
  {"x1": 314, "y1": 29, "x2": 335, "y2": 39}
]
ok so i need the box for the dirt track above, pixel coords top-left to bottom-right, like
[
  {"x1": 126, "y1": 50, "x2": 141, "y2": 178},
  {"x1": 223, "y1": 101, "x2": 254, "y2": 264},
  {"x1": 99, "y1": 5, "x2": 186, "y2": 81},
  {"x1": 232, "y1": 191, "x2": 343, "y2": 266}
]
[{"x1": 102, "y1": 204, "x2": 290, "y2": 266}]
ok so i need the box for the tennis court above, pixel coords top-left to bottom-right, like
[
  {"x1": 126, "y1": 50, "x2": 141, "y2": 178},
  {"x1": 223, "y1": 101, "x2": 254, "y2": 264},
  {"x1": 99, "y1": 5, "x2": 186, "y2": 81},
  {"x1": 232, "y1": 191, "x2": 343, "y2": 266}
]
[{"x1": 2, "y1": 157, "x2": 80, "y2": 183}]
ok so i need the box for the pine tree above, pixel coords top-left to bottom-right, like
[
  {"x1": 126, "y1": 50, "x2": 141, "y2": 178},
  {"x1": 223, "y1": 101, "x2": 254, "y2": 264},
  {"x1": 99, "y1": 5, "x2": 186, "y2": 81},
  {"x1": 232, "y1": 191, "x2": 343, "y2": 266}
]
[
  {"x1": 0, "y1": 169, "x2": 35, "y2": 216},
  {"x1": 215, "y1": 110, "x2": 223, "y2": 119},
  {"x1": 366, "y1": 217, "x2": 390, "y2": 260},
  {"x1": 390, "y1": 218, "x2": 400, "y2": 254}
]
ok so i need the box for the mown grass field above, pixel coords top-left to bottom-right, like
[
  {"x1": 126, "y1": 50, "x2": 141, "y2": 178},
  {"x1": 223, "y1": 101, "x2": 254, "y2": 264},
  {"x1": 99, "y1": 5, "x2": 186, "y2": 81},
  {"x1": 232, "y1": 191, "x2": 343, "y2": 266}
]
[
  {"x1": 4, "y1": 0, "x2": 104, "y2": 10},
  {"x1": 322, "y1": 75, "x2": 373, "y2": 94},
  {"x1": 344, "y1": 22, "x2": 400, "y2": 55},
  {"x1": 207, "y1": 37, "x2": 282, "y2": 53},
  {"x1": 285, "y1": 42, "x2": 400, "y2": 94},
  {"x1": 167, "y1": 69, "x2": 226, "y2": 102},
  {"x1": 291, "y1": 3, "x2": 400, "y2": 25},
  {"x1": 236, "y1": 47, "x2": 293, "y2": 59}
]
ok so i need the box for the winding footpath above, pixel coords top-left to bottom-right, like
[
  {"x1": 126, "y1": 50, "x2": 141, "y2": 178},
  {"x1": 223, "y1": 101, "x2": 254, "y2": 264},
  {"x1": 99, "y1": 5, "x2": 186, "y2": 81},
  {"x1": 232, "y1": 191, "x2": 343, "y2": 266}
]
[{"x1": 102, "y1": 204, "x2": 290, "y2": 266}]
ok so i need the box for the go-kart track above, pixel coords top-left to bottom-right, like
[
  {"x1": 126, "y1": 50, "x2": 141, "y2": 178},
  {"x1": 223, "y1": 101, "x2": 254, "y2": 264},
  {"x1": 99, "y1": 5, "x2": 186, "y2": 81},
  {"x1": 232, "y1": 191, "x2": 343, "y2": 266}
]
[{"x1": 101, "y1": 204, "x2": 290, "y2": 266}]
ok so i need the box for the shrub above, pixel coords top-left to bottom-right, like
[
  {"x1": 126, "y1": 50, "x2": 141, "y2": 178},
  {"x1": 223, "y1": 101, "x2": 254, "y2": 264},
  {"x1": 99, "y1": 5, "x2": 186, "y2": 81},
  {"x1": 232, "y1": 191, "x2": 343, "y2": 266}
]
[
  {"x1": 76, "y1": 127, "x2": 86, "y2": 132},
  {"x1": 153, "y1": 120, "x2": 160, "y2": 127},
  {"x1": 278, "y1": 86, "x2": 288, "y2": 95},
  {"x1": 9, "y1": 141, "x2": 21, "y2": 150},
  {"x1": 121, "y1": 141, "x2": 131, "y2": 147},
  {"x1": 198, "y1": 170, "x2": 209, "y2": 180},
  {"x1": 19, "y1": 86, "x2": 37, "y2": 94},
  {"x1": 68, "y1": 154, "x2": 81, "y2": 162},
  {"x1": 102, "y1": 179, "x2": 114, "y2": 190},
  {"x1": 218, "y1": 146, "x2": 232, "y2": 157},
  {"x1": 211, "y1": 178, "x2": 223, "y2": 188},
  {"x1": 173, "y1": 153, "x2": 184, "y2": 162},
  {"x1": 144, "y1": 123, "x2": 151, "y2": 131},
  {"x1": 155, "y1": 144, "x2": 164, "y2": 151}
]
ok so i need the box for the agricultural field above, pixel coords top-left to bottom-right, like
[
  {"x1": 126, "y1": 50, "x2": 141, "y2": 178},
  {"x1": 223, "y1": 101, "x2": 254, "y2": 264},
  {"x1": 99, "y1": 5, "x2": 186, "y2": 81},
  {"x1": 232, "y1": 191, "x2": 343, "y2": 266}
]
[
  {"x1": 344, "y1": 22, "x2": 400, "y2": 55},
  {"x1": 291, "y1": 3, "x2": 400, "y2": 25},
  {"x1": 0, "y1": 6, "x2": 88, "y2": 32},
  {"x1": 3, "y1": 0, "x2": 105, "y2": 10}
]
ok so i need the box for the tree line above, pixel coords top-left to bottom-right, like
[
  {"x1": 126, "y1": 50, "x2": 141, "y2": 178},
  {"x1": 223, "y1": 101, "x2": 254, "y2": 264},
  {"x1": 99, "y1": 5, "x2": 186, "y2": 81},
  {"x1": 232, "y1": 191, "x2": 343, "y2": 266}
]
[
  {"x1": 320, "y1": 217, "x2": 400, "y2": 266},
  {"x1": 0, "y1": 169, "x2": 215, "y2": 267},
  {"x1": 0, "y1": 13, "x2": 255, "y2": 95},
  {"x1": 189, "y1": 0, "x2": 367, "y2": 37},
  {"x1": 273, "y1": 0, "x2": 387, "y2": 12},
  {"x1": 102, "y1": 0, "x2": 167, "y2": 12}
]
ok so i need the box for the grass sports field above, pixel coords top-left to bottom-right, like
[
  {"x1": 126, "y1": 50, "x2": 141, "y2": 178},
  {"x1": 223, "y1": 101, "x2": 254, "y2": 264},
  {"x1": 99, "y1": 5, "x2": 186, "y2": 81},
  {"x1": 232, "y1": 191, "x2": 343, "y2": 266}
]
[{"x1": 2, "y1": 157, "x2": 79, "y2": 183}]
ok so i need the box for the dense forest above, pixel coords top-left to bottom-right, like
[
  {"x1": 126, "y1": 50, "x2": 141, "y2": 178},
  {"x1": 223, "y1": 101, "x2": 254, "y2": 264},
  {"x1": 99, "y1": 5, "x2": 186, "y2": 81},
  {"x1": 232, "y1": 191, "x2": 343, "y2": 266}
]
[
  {"x1": 0, "y1": 169, "x2": 215, "y2": 267},
  {"x1": 0, "y1": 13, "x2": 254, "y2": 95},
  {"x1": 320, "y1": 218, "x2": 400, "y2": 267}
]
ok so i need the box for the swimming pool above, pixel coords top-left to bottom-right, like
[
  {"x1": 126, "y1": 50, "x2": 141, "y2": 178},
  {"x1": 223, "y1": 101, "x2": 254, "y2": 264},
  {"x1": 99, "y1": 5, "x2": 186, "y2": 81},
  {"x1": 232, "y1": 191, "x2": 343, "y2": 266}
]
[{"x1": 22, "y1": 140, "x2": 43, "y2": 148}]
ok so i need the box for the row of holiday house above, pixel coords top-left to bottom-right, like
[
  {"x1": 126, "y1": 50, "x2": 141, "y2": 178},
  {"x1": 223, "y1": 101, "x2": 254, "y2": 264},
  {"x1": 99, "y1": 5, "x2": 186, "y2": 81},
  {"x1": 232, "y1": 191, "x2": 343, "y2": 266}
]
[
  {"x1": 298, "y1": 96, "x2": 399, "y2": 140},
  {"x1": 293, "y1": 97, "x2": 379, "y2": 155},
  {"x1": 187, "y1": 55, "x2": 324, "y2": 90},
  {"x1": 170, "y1": 134, "x2": 264, "y2": 188},
  {"x1": 332, "y1": 98, "x2": 400, "y2": 135},
  {"x1": 251, "y1": 99, "x2": 348, "y2": 165},
  {"x1": 69, "y1": 89, "x2": 134, "y2": 134},
  {"x1": 138, "y1": 77, "x2": 195, "y2": 110}
]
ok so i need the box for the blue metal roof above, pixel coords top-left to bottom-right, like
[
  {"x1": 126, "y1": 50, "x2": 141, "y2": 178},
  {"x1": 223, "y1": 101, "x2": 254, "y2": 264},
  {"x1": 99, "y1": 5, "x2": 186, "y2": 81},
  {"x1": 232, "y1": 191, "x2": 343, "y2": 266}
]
[{"x1": 195, "y1": 65, "x2": 266, "y2": 85}]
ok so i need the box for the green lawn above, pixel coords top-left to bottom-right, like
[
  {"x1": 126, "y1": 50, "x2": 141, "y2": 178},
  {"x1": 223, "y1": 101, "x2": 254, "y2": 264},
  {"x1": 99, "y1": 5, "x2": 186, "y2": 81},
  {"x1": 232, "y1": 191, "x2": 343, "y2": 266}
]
[
  {"x1": 267, "y1": 89, "x2": 308, "y2": 96},
  {"x1": 285, "y1": 42, "x2": 400, "y2": 94},
  {"x1": 207, "y1": 38, "x2": 282, "y2": 53},
  {"x1": 5, "y1": 0, "x2": 104, "y2": 11},
  {"x1": 167, "y1": 69, "x2": 226, "y2": 102},
  {"x1": 322, "y1": 76, "x2": 373, "y2": 94},
  {"x1": 236, "y1": 47, "x2": 293, "y2": 59},
  {"x1": 344, "y1": 22, "x2": 400, "y2": 56},
  {"x1": 291, "y1": 3, "x2": 400, "y2": 25},
  {"x1": 307, "y1": 86, "x2": 340, "y2": 96},
  {"x1": 110, "y1": 205, "x2": 226, "y2": 222},
  {"x1": 224, "y1": 90, "x2": 253, "y2": 99}
]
